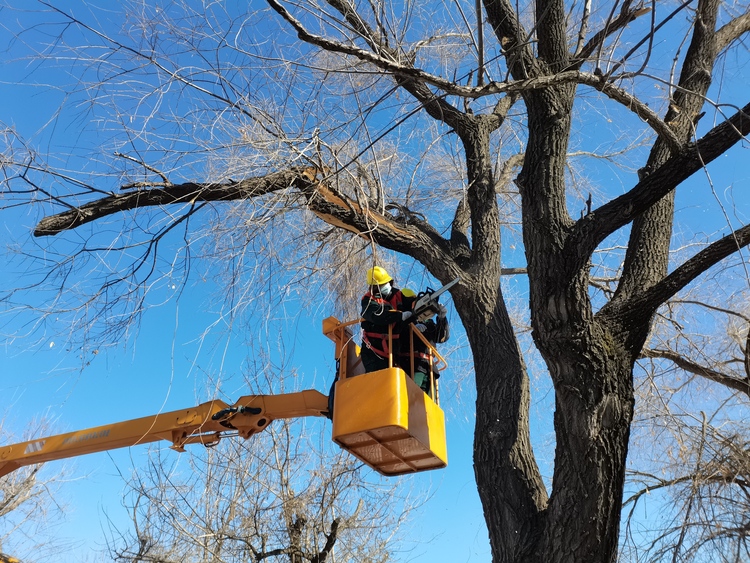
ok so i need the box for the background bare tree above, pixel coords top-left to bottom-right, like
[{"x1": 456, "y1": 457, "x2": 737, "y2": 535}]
[
  {"x1": 105, "y1": 369, "x2": 411, "y2": 563},
  {"x1": 0, "y1": 424, "x2": 65, "y2": 562},
  {"x1": 2, "y1": 0, "x2": 750, "y2": 562},
  {"x1": 620, "y1": 283, "x2": 750, "y2": 562}
]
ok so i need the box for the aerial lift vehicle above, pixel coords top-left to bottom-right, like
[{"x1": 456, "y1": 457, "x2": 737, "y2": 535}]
[{"x1": 0, "y1": 316, "x2": 448, "y2": 479}]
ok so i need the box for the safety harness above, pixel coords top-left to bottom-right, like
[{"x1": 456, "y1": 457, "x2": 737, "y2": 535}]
[{"x1": 361, "y1": 290, "x2": 405, "y2": 359}]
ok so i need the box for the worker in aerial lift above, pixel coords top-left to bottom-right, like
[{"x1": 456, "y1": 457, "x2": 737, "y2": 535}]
[
  {"x1": 399, "y1": 289, "x2": 450, "y2": 395},
  {"x1": 360, "y1": 266, "x2": 413, "y2": 373}
]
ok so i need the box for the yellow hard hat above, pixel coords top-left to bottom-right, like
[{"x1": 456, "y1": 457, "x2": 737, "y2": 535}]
[
  {"x1": 401, "y1": 288, "x2": 416, "y2": 298},
  {"x1": 367, "y1": 266, "x2": 392, "y2": 286}
]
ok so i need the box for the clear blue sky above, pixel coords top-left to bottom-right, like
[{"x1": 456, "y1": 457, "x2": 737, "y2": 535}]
[{"x1": 1, "y1": 1, "x2": 747, "y2": 562}]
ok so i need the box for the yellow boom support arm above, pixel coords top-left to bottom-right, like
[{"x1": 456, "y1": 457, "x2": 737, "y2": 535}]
[{"x1": 0, "y1": 390, "x2": 328, "y2": 479}]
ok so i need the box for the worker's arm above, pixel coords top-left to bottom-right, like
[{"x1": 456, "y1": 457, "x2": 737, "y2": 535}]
[
  {"x1": 361, "y1": 296, "x2": 407, "y2": 326},
  {"x1": 421, "y1": 315, "x2": 449, "y2": 344},
  {"x1": 434, "y1": 315, "x2": 450, "y2": 343}
]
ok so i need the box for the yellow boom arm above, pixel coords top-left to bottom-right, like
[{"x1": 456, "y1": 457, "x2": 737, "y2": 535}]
[{"x1": 0, "y1": 390, "x2": 328, "y2": 479}]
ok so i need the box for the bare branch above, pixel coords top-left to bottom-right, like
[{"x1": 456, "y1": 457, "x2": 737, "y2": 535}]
[
  {"x1": 640, "y1": 347, "x2": 750, "y2": 397},
  {"x1": 573, "y1": 102, "x2": 750, "y2": 265},
  {"x1": 633, "y1": 222, "x2": 750, "y2": 315},
  {"x1": 577, "y1": 2, "x2": 653, "y2": 62},
  {"x1": 606, "y1": 0, "x2": 695, "y2": 79},
  {"x1": 669, "y1": 299, "x2": 750, "y2": 323},
  {"x1": 115, "y1": 152, "x2": 171, "y2": 187},
  {"x1": 715, "y1": 10, "x2": 750, "y2": 52},
  {"x1": 265, "y1": 0, "x2": 456, "y2": 93},
  {"x1": 579, "y1": 74, "x2": 683, "y2": 153},
  {"x1": 33, "y1": 169, "x2": 309, "y2": 237}
]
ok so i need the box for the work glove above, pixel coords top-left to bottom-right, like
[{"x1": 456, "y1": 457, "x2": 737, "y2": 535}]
[
  {"x1": 401, "y1": 311, "x2": 413, "y2": 321},
  {"x1": 416, "y1": 323, "x2": 427, "y2": 332},
  {"x1": 437, "y1": 304, "x2": 447, "y2": 318}
]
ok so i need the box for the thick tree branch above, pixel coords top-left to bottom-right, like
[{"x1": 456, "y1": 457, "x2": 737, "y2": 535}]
[
  {"x1": 492, "y1": 91, "x2": 520, "y2": 118},
  {"x1": 33, "y1": 165, "x2": 461, "y2": 282},
  {"x1": 450, "y1": 196, "x2": 470, "y2": 248},
  {"x1": 633, "y1": 222, "x2": 750, "y2": 314},
  {"x1": 33, "y1": 169, "x2": 308, "y2": 237},
  {"x1": 571, "y1": 102, "x2": 750, "y2": 262},
  {"x1": 536, "y1": 0, "x2": 570, "y2": 71},
  {"x1": 302, "y1": 174, "x2": 460, "y2": 275},
  {"x1": 580, "y1": 74, "x2": 683, "y2": 152},
  {"x1": 309, "y1": 518, "x2": 340, "y2": 563},
  {"x1": 640, "y1": 348, "x2": 750, "y2": 397},
  {"x1": 483, "y1": 0, "x2": 538, "y2": 79},
  {"x1": 323, "y1": 0, "x2": 385, "y2": 53},
  {"x1": 395, "y1": 76, "x2": 469, "y2": 130},
  {"x1": 461, "y1": 115, "x2": 504, "y2": 270},
  {"x1": 611, "y1": 0, "x2": 721, "y2": 307},
  {"x1": 495, "y1": 152, "x2": 525, "y2": 192},
  {"x1": 574, "y1": 0, "x2": 594, "y2": 57},
  {"x1": 715, "y1": 10, "x2": 750, "y2": 52},
  {"x1": 409, "y1": 69, "x2": 682, "y2": 149}
]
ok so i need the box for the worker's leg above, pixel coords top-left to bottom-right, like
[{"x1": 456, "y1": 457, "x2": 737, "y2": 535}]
[
  {"x1": 361, "y1": 347, "x2": 389, "y2": 373},
  {"x1": 414, "y1": 362, "x2": 432, "y2": 395},
  {"x1": 397, "y1": 353, "x2": 415, "y2": 378}
]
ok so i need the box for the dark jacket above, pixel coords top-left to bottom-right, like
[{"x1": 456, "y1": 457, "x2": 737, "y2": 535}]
[{"x1": 360, "y1": 288, "x2": 409, "y2": 358}]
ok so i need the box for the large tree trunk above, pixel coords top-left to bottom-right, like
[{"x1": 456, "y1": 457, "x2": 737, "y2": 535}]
[
  {"x1": 452, "y1": 109, "x2": 549, "y2": 562},
  {"x1": 458, "y1": 284, "x2": 548, "y2": 561},
  {"x1": 541, "y1": 321, "x2": 636, "y2": 562},
  {"x1": 517, "y1": 80, "x2": 639, "y2": 561}
]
